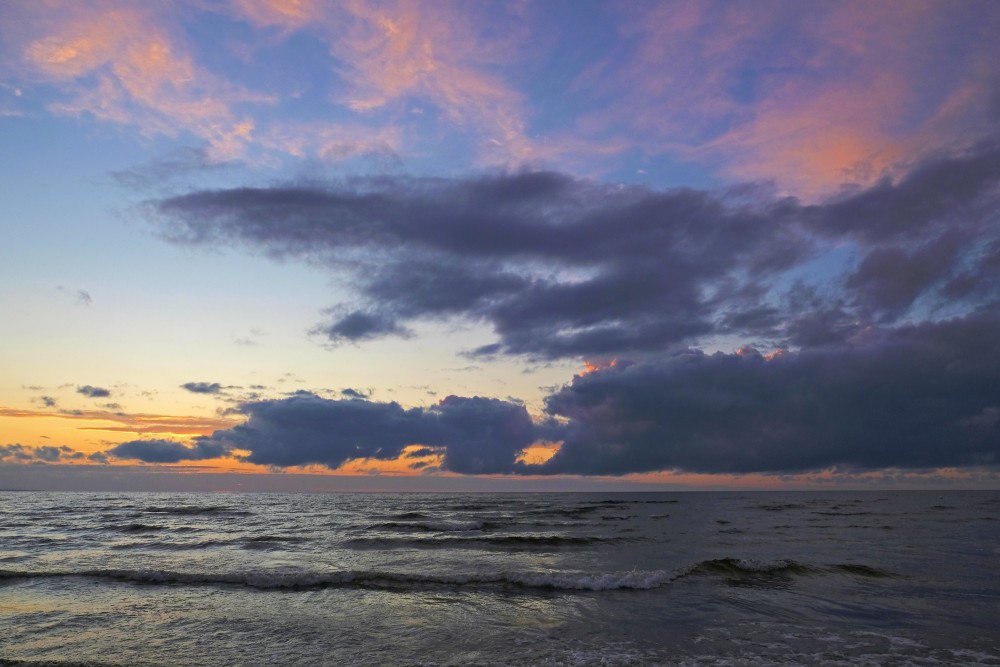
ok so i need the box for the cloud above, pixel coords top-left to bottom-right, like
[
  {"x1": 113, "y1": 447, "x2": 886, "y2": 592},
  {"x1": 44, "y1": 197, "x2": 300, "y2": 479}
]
[
  {"x1": 77, "y1": 385, "x2": 111, "y2": 398},
  {"x1": 106, "y1": 438, "x2": 229, "y2": 464},
  {"x1": 194, "y1": 392, "x2": 542, "y2": 474},
  {"x1": 150, "y1": 311, "x2": 1000, "y2": 477},
  {"x1": 314, "y1": 310, "x2": 411, "y2": 345},
  {"x1": 539, "y1": 313, "x2": 1000, "y2": 475},
  {"x1": 10, "y1": 1, "x2": 271, "y2": 161},
  {"x1": 233, "y1": 0, "x2": 537, "y2": 165},
  {"x1": 0, "y1": 405, "x2": 236, "y2": 437},
  {"x1": 577, "y1": 1, "x2": 1000, "y2": 195},
  {"x1": 151, "y1": 141, "x2": 1000, "y2": 359},
  {"x1": 340, "y1": 388, "x2": 369, "y2": 399},
  {"x1": 0, "y1": 444, "x2": 84, "y2": 464},
  {"x1": 57, "y1": 285, "x2": 92, "y2": 306},
  {"x1": 181, "y1": 381, "x2": 223, "y2": 394}
]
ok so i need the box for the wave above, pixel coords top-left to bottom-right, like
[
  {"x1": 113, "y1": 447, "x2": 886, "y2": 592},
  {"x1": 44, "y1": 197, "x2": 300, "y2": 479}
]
[
  {"x1": 118, "y1": 523, "x2": 166, "y2": 533},
  {"x1": 0, "y1": 567, "x2": 669, "y2": 592},
  {"x1": 753, "y1": 503, "x2": 806, "y2": 512},
  {"x1": 110, "y1": 534, "x2": 311, "y2": 551},
  {"x1": 141, "y1": 505, "x2": 253, "y2": 517},
  {"x1": 830, "y1": 563, "x2": 896, "y2": 577},
  {"x1": 371, "y1": 519, "x2": 486, "y2": 532},
  {"x1": 345, "y1": 533, "x2": 625, "y2": 550},
  {"x1": 0, "y1": 556, "x2": 896, "y2": 593},
  {"x1": 679, "y1": 558, "x2": 897, "y2": 581},
  {"x1": 597, "y1": 499, "x2": 678, "y2": 505},
  {"x1": 688, "y1": 558, "x2": 816, "y2": 577}
]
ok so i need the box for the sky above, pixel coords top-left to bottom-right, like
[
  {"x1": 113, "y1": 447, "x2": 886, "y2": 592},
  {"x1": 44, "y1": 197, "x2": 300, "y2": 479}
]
[{"x1": 2, "y1": 0, "x2": 999, "y2": 492}]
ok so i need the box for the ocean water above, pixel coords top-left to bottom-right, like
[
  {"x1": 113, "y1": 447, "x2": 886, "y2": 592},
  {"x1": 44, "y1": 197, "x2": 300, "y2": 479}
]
[{"x1": 1, "y1": 490, "x2": 998, "y2": 666}]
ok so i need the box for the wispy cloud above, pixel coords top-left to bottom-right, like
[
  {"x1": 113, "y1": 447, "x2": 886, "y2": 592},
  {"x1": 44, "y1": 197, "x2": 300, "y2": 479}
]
[
  {"x1": 0, "y1": 406, "x2": 236, "y2": 437},
  {"x1": 14, "y1": 0, "x2": 271, "y2": 161},
  {"x1": 57, "y1": 285, "x2": 92, "y2": 306},
  {"x1": 575, "y1": 0, "x2": 1000, "y2": 195}
]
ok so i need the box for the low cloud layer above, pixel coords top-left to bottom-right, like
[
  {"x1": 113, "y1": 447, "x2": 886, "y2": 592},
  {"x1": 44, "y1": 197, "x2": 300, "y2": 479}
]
[
  {"x1": 110, "y1": 312, "x2": 1000, "y2": 475},
  {"x1": 106, "y1": 439, "x2": 228, "y2": 464},
  {"x1": 1, "y1": 444, "x2": 86, "y2": 464},
  {"x1": 541, "y1": 313, "x2": 1000, "y2": 474},
  {"x1": 201, "y1": 394, "x2": 541, "y2": 475}
]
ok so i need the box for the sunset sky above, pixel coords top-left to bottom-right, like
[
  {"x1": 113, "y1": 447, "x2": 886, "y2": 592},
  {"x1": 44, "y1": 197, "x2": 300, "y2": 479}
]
[{"x1": 2, "y1": 0, "x2": 999, "y2": 491}]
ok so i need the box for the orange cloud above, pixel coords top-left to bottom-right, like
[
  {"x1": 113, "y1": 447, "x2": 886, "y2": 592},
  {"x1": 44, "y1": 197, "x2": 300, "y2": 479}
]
[{"x1": 0, "y1": 405, "x2": 237, "y2": 438}]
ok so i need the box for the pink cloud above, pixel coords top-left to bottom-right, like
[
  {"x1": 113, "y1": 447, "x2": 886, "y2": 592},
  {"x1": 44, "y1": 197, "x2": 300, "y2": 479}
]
[
  {"x1": 17, "y1": 1, "x2": 271, "y2": 161},
  {"x1": 259, "y1": 121, "x2": 403, "y2": 163},
  {"x1": 577, "y1": 0, "x2": 1000, "y2": 196},
  {"x1": 233, "y1": 0, "x2": 538, "y2": 166}
]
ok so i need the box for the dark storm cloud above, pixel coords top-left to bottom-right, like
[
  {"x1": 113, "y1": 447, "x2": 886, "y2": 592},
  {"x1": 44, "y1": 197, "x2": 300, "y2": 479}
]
[
  {"x1": 539, "y1": 313, "x2": 1000, "y2": 474},
  {"x1": 181, "y1": 381, "x2": 223, "y2": 394},
  {"x1": 77, "y1": 385, "x2": 111, "y2": 398},
  {"x1": 149, "y1": 142, "x2": 1000, "y2": 358},
  {"x1": 107, "y1": 438, "x2": 229, "y2": 464},
  {"x1": 198, "y1": 392, "x2": 542, "y2": 474}
]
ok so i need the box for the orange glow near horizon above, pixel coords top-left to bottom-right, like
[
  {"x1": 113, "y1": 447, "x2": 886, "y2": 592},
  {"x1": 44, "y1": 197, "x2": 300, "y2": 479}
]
[
  {"x1": 516, "y1": 441, "x2": 561, "y2": 466},
  {"x1": 0, "y1": 405, "x2": 238, "y2": 454}
]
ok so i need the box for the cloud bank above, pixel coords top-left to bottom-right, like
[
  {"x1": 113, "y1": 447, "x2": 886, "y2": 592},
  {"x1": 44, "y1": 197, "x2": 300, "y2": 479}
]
[
  {"x1": 98, "y1": 140, "x2": 1000, "y2": 477},
  {"x1": 109, "y1": 313, "x2": 1000, "y2": 475}
]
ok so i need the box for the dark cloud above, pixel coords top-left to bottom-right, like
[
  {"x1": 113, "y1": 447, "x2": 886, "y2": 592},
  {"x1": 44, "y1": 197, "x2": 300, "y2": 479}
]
[
  {"x1": 539, "y1": 313, "x2": 1000, "y2": 474},
  {"x1": 77, "y1": 385, "x2": 111, "y2": 398},
  {"x1": 0, "y1": 444, "x2": 32, "y2": 463},
  {"x1": 107, "y1": 439, "x2": 229, "y2": 464},
  {"x1": 150, "y1": 142, "x2": 1000, "y2": 359},
  {"x1": 314, "y1": 310, "x2": 411, "y2": 344},
  {"x1": 196, "y1": 392, "x2": 542, "y2": 474},
  {"x1": 340, "y1": 388, "x2": 369, "y2": 398},
  {"x1": 116, "y1": 311, "x2": 999, "y2": 476},
  {"x1": 0, "y1": 444, "x2": 83, "y2": 464},
  {"x1": 139, "y1": 142, "x2": 1000, "y2": 478},
  {"x1": 181, "y1": 381, "x2": 223, "y2": 394}
]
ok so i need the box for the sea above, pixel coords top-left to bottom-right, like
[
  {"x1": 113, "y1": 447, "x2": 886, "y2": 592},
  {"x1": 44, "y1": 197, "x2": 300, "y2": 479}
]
[{"x1": 1, "y1": 490, "x2": 998, "y2": 666}]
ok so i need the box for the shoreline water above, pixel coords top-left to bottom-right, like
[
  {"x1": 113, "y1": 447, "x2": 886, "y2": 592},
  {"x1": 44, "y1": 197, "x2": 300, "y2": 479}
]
[{"x1": 2, "y1": 490, "x2": 998, "y2": 666}]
